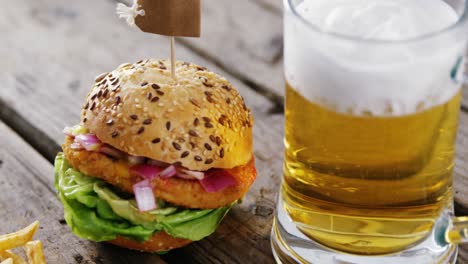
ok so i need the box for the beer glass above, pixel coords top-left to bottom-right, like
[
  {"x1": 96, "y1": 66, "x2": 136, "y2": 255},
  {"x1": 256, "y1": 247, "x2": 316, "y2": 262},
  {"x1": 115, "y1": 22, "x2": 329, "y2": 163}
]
[{"x1": 272, "y1": 0, "x2": 468, "y2": 263}]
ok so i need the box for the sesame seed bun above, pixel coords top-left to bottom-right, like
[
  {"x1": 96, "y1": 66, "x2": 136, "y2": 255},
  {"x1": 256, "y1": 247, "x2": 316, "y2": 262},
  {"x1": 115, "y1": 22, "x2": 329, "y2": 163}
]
[
  {"x1": 81, "y1": 59, "x2": 253, "y2": 171},
  {"x1": 109, "y1": 231, "x2": 191, "y2": 252}
]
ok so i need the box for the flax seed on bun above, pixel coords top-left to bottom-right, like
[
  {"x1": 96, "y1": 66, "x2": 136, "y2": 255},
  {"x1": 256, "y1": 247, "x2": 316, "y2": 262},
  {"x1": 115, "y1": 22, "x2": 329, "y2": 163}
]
[{"x1": 81, "y1": 59, "x2": 253, "y2": 171}]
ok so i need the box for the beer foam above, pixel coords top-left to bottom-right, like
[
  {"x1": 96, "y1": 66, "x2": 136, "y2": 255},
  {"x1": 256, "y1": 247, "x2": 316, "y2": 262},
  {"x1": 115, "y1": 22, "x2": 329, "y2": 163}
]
[{"x1": 285, "y1": 0, "x2": 465, "y2": 116}]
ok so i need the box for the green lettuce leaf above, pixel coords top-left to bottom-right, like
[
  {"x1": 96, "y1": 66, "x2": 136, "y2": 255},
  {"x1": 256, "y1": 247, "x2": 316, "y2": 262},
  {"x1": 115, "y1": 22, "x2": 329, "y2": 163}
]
[{"x1": 54, "y1": 152, "x2": 231, "y2": 243}]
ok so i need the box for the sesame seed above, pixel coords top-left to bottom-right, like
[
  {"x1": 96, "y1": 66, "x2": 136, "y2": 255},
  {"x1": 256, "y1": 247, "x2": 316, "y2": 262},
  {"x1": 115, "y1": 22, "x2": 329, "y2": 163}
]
[
  {"x1": 147, "y1": 92, "x2": 152, "y2": 100},
  {"x1": 135, "y1": 104, "x2": 142, "y2": 109},
  {"x1": 215, "y1": 136, "x2": 221, "y2": 146},
  {"x1": 181, "y1": 151, "x2": 189, "y2": 158},
  {"x1": 194, "y1": 156, "x2": 203, "y2": 161},
  {"x1": 194, "y1": 118, "x2": 199, "y2": 126},
  {"x1": 159, "y1": 65, "x2": 167, "y2": 70},
  {"x1": 210, "y1": 135, "x2": 216, "y2": 143},
  {"x1": 172, "y1": 142, "x2": 181, "y2": 151},
  {"x1": 204, "y1": 91, "x2": 213, "y2": 97},
  {"x1": 202, "y1": 117, "x2": 211, "y2": 122},
  {"x1": 151, "y1": 97, "x2": 160, "y2": 102},
  {"x1": 83, "y1": 117, "x2": 87, "y2": 123},
  {"x1": 203, "y1": 82, "x2": 213, "y2": 87},
  {"x1": 111, "y1": 78, "x2": 119, "y2": 85},
  {"x1": 106, "y1": 120, "x2": 114, "y2": 126},
  {"x1": 84, "y1": 102, "x2": 89, "y2": 110},
  {"x1": 115, "y1": 96, "x2": 121, "y2": 104},
  {"x1": 189, "y1": 130, "x2": 198, "y2": 137},
  {"x1": 156, "y1": 90, "x2": 164, "y2": 96},
  {"x1": 143, "y1": 118, "x2": 152, "y2": 125},
  {"x1": 190, "y1": 142, "x2": 196, "y2": 149},
  {"x1": 204, "y1": 143, "x2": 212, "y2": 151},
  {"x1": 207, "y1": 96, "x2": 215, "y2": 103},
  {"x1": 151, "y1": 83, "x2": 160, "y2": 89},
  {"x1": 205, "y1": 122, "x2": 213, "y2": 128},
  {"x1": 136, "y1": 60, "x2": 143, "y2": 64},
  {"x1": 197, "y1": 66, "x2": 206, "y2": 71},
  {"x1": 91, "y1": 93, "x2": 97, "y2": 100},
  {"x1": 103, "y1": 89, "x2": 109, "y2": 98},
  {"x1": 119, "y1": 62, "x2": 132, "y2": 68},
  {"x1": 220, "y1": 148, "x2": 225, "y2": 158},
  {"x1": 166, "y1": 121, "x2": 171, "y2": 130},
  {"x1": 137, "y1": 127, "x2": 145, "y2": 134},
  {"x1": 97, "y1": 90, "x2": 103, "y2": 97},
  {"x1": 222, "y1": 85, "x2": 232, "y2": 91},
  {"x1": 226, "y1": 98, "x2": 231, "y2": 104},
  {"x1": 205, "y1": 159, "x2": 213, "y2": 164},
  {"x1": 130, "y1": 114, "x2": 138, "y2": 120},
  {"x1": 95, "y1": 72, "x2": 108, "y2": 83},
  {"x1": 90, "y1": 102, "x2": 96, "y2": 111},
  {"x1": 141, "y1": 81, "x2": 148, "y2": 86},
  {"x1": 190, "y1": 98, "x2": 201, "y2": 108},
  {"x1": 112, "y1": 131, "x2": 119, "y2": 138},
  {"x1": 152, "y1": 138, "x2": 161, "y2": 144}
]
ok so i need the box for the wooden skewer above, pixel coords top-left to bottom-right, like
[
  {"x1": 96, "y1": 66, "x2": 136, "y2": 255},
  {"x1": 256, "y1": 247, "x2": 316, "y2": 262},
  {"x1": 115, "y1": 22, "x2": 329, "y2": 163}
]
[{"x1": 170, "y1": 36, "x2": 176, "y2": 79}]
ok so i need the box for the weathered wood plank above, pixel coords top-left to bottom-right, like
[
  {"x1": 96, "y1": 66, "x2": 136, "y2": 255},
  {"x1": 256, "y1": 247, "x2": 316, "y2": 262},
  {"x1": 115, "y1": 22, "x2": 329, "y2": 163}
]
[
  {"x1": 460, "y1": 244, "x2": 468, "y2": 263},
  {"x1": 0, "y1": 0, "x2": 467, "y2": 263},
  {"x1": 0, "y1": 121, "x2": 168, "y2": 264},
  {"x1": 253, "y1": 0, "x2": 283, "y2": 14},
  {"x1": 455, "y1": 112, "x2": 468, "y2": 214},
  {"x1": 181, "y1": 0, "x2": 284, "y2": 102},
  {"x1": 0, "y1": 0, "x2": 281, "y2": 263}
]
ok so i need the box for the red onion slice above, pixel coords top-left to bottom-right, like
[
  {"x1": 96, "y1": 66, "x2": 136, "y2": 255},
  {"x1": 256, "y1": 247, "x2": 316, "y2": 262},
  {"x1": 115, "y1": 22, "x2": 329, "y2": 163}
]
[
  {"x1": 133, "y1": 180, "x2": 156, "y2": 211},
  {"x1": 177, "y1": 169, "x2": 205, "y2": 180},
  {"x1": 147, "y1": 159, "x2": 170, "y2": 167},
  {"x1": 130, "y1": 164, "x2": 162, "y2": 180},
  {"x1": 75, "y1": 134, "x2": 101, "y2": 151},
  {"x1": 70, "y1": 142, "x2": 84, "y2": 150},
  {"x1": 160, "y1": 165, "x2": 177, "y2": 179},
  {"x1": 199, "y1": 170, "x2": 237, "y2": 193}
]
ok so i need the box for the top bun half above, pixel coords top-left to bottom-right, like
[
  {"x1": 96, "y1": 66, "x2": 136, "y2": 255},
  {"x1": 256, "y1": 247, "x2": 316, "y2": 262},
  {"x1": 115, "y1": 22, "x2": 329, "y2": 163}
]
[{"x1": 81, "y1": 59, "x2": 253, "y2": 171}]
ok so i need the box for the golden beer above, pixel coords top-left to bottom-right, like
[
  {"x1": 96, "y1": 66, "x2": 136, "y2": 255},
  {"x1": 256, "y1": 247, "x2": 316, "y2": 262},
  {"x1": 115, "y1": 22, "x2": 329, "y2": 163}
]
[{"x1": 282, "y1": 82, "x2": 462, "y2": 255}]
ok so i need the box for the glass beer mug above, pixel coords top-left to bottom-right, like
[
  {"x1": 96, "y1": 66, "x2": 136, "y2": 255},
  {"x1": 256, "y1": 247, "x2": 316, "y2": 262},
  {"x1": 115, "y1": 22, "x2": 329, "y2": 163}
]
[{"x1": 271, "y1": 0, "x2": 468, "y2": 263}]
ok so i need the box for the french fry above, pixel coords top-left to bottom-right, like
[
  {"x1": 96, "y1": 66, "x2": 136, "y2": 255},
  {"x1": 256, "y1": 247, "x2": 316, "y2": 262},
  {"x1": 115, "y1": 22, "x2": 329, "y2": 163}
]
[
  {"x1": 24, "y1": 241, "x2": 46, "y2": 264},
  {"x1": 0, "y1": 258, "x2": 13, "y2": 264},
  {"x1": 0, "y1": 250, "x2": 27, "y2": 264},
  {"x1": 0, "y1": 222, "x2": 39, "y2": 251}
]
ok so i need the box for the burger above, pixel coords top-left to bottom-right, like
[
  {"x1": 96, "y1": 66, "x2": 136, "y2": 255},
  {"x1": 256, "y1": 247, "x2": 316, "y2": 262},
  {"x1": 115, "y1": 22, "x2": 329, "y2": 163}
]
[{"x1": 54, "y1": 59, "x2": 256, "y2": 252}]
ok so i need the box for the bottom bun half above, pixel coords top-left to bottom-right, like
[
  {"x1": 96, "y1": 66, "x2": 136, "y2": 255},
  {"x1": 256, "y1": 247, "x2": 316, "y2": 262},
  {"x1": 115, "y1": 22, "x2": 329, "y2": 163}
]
[{"x1": 109, "y1": 231, "x2": 192, "y2": 252}]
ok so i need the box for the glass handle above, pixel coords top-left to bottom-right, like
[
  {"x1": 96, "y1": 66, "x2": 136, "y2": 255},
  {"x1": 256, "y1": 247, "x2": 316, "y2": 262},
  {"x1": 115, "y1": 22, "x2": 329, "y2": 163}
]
[
  {"x1": 452, "y1": 56, "x2": 468, "y2": 84},
  {"x1": 446, "y1": 216, "x2": 468, "y2": 244}
]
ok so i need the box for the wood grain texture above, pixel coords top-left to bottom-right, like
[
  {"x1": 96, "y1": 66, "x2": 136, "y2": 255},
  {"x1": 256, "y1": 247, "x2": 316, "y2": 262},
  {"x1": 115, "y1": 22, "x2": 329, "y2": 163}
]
[
  {"x1": 0, "y1": 0, "x2": 281, "y2": 263},
  {"x1": 170, "y1": 0, "x2": 285, "y2": 102},
  {"x1": 459, "y1": 244, "x2": 468, "y2": 264},
  {"x1": 0, "y1": 0, "x2": 467, "y2": 263},
  {"x1": 0, "y1": 121, "x2": 167, "y2": 264}
]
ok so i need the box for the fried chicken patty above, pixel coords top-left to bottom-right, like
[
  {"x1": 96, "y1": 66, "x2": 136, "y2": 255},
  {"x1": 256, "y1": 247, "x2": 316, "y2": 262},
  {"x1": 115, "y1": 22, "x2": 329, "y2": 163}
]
[{"x1": 62, "y1": 137, "x2": 256, "y2": 209}]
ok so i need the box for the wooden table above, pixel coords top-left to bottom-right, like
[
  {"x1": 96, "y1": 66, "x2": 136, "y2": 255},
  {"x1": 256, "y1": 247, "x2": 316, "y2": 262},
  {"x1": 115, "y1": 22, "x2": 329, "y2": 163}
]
[{"x1": 0, "y1": 0, "x2": 467, "y2": 263}]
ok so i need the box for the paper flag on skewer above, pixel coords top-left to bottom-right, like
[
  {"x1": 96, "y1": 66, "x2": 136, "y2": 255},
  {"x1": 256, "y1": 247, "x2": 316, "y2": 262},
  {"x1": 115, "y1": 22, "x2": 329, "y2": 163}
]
[{"x1": 117, "y1": 0, "x2": 200, "y2": 37}]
